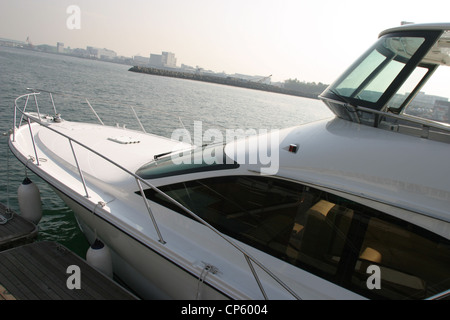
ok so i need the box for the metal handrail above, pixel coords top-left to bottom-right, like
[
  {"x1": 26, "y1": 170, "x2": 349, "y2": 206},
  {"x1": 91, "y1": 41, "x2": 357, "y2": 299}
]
[
  {"x1": 12, "y1": 91, "x2": 301, "y2": 300},
  {"x1": 25, "y1": 87, "x2": 143, "y2": 128}
]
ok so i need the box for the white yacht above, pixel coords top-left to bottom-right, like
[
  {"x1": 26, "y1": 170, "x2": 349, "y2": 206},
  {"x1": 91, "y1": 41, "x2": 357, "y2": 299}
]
[{"x1": 9, "y1": 23, "x2": 450, "y2": 300}]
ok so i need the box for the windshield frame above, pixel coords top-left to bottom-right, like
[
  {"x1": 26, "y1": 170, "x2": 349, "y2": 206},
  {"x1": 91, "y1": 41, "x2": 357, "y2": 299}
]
[{"x1": 321, "y1": 30, "x2": 443, "y2": 112}]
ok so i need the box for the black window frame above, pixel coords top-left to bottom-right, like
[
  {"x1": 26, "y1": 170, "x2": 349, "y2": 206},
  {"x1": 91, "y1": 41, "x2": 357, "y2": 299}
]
[{"x1": 321, "y1": 30, "x2": 443, "y2": 111}]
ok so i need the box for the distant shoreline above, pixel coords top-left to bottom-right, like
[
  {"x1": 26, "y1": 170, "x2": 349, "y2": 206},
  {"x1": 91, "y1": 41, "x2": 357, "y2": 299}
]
[
  {"x1": 0, "y1": 45, "x2": 324, "y2": 99},
  {"x1": 128, "y1": 66, "x2": 320, "y2": 100}
]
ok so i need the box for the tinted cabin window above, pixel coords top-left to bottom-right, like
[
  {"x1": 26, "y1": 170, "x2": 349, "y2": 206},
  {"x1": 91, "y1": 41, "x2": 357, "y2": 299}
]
[{"x1": 142, "y1": 176, "x2": 450, "y2": 299}]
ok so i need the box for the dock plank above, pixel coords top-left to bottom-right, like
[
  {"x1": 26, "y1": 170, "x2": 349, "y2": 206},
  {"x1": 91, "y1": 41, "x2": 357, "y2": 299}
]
[
  {"x1": 0, "y1": 241, "x2": 137, "y2": 300},
  {"x1": 0, "y1": 202, "x2": 38, "y2": 251},
  {"x1": 0, "y1": 284, "x2": 16, "y2": 300}
]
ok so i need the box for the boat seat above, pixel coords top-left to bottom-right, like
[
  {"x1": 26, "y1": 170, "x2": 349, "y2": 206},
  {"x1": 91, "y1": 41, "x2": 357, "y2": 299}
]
[
  {"x1": 356, "y1": 247, "x2": 382, "y2": 274},
  {"x1": 298, "y1": 200, "x2": 353, "y2": 262},
  {"x1": 359, "y1": 247, "x2": 382, "y2": 263},
  {"x1": 353, "y1": 220, "x2": 429, "y2": 299},
  {"x1": 243, "y1": 207, "x2": 296, "y2": 252}
]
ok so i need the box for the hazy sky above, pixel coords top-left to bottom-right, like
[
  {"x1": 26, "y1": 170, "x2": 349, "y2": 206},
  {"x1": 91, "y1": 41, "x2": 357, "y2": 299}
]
[{"x1": 1, "y1": 0, "x2": 450, "y2": 83}]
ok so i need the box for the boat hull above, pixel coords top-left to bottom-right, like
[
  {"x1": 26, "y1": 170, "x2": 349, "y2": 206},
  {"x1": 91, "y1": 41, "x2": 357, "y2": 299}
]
[{"x1": 54, "y1": 190, "x2": 230, "y2": 300}]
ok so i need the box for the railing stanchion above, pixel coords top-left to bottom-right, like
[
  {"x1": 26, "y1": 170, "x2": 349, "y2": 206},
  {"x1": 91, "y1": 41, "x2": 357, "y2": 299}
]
[
  {"x1": 244, "y1": 255, "x2": 268, "y2": 300},
  {"x1": 85, "y1": 99, "x2": 104, "y2": 125},
  {"x1": 33, "y1": 94, "x2": 41, "y2": 120},
  {"x1": 49, "y1": 92, "x2": 57, "y2": 115},
  {"x1": 136, "y1": 178, "x2": 166, "y2": 244},
  {"x1": 69, "y1": 139, "x2": 90, "y2": 198},
  {"x1": 130, "y1": 105, "x2": 146, "y2": 133},
  {"x1": 18, "y1": 95, "x2": 30, "y2": 130},
  {"x1": 26, "y1": 118, "x2": 40, "y2": 166}
]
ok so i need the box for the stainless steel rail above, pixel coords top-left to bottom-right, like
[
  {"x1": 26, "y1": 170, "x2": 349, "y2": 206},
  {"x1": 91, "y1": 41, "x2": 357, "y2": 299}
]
[{"x1": 12, "y1": 90, "x2": 301, "y2": 300}]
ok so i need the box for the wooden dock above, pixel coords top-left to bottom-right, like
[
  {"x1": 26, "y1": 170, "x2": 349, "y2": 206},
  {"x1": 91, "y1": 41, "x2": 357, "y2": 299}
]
[
  {"x1": 0, "y1": 202, "x2": 137, "y2": 300},
  {"x1": 0, "y1": 241, "x2": 138, "y2": 300},
  {"x1": 0, "y1": 202, "x2": 38, "y2": 251}
]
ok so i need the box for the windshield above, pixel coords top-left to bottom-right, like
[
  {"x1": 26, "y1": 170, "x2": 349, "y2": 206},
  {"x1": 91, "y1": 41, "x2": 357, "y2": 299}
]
[
  {"x1": 328, "y1": 36, "x2": 427, "y2": 106},
  {"x1": 320, "y1": 29, "x2": 450, "y2": 128},
  {"x1": 136, "y1": 143, "x2": 239, "y2": 179}
]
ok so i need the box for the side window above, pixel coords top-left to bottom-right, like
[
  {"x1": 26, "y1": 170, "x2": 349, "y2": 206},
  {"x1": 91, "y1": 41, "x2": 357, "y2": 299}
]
[
  {"x1": 352, "y1": 215, "x2": 450, "y2": 299},
  {"x1": 142, "y1": 175, "x2": 450, "y2": 299},
  {"x1": 402, "y1": 66, "x2": 450, "y2": 124}
]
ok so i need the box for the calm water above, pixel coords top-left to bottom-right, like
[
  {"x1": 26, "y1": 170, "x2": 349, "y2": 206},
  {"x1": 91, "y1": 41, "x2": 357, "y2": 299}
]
[{"x1": 0, "y1": 46, "x2": 332, "y2": 257}]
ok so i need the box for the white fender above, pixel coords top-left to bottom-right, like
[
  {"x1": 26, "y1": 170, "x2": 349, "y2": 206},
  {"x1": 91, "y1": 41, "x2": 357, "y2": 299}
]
[
  {"x1": 86, "y1": 239, "x2": 113, "y2": 278},
  {"x1": 17, "y1": 177, "x2": 42, "y2": 224}
]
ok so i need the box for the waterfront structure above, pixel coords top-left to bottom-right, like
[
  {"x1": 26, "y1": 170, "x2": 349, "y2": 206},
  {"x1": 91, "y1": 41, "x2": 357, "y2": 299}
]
[
  {"x1": 57, "y1": 42, "x2": 64, "y2": 53},
  {"x1": 133, "y1": 55, "x2": 150, "y2": 66},
  {"x1": 149, "y1": 53, "x2": 163, "y2": 67},
  {"x1": 390, "y1": 91, "x2": 450, "y2": 123},
  {"x1": 0, "y1": 37, "x2": 27, "y2": 48},
  {"x1": 162, "y1": 51, "x2": 176, "y2": 68},
  {"x1": 87, "y1": 46, "x2": 117, "y2": 60},
  {"x1": 149, "y1": 51, "x2": 177, "y2": 68}
]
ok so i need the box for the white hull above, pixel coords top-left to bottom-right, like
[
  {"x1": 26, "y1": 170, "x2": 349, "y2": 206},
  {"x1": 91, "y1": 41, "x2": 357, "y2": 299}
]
[
  {"x1": 8, "y1": 119, "x2": 334, "y2": 300},
  {"x1": 54, "y1": 189, "x2": 230, "y2": 300}
]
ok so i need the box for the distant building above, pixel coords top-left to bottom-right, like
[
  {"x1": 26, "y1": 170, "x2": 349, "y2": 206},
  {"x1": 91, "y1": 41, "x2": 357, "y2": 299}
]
[
  {"x1": 71, "y1": 48, "x2": 88, "y2": 57},
  {"x1": 0, "y1": 37, "x2": 27, "y2": 47},
  {"x1": 133, "y1": 55, "x2": 150, "y2": 66},
  {"x1": 233, "y1": 73, "x2": 272, "y2": 84},
  {"x1": 434, "y1": 100, "x2": 450, "y2": 123},
  {"x1": 399, "y1": 91, "x2": 450, "y2": 123},
  {"x1": 149, "y1": 51, "x2": 177, "y2": 68},
  {"x1": 98, "y1": 48, "x2": 117, "y2": 60},
  {"x1": 86, "y1": 46, "x2": 117, "y2": 60},
  {"x1": 162, "y1": 51, "x2": 176, "y2": 68},
  {"x1": 180, "y1": 64, "x2": 196, "y2": 73},
  {"x1": 149, "y1": 53, "x2": 163, "y2": 67},
  {"x1": 57, "y1": 42, "x2": 64, "y2": 53},
  {"x1": 409, "y1": 92, "x2": 446, "y2": 106}
]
